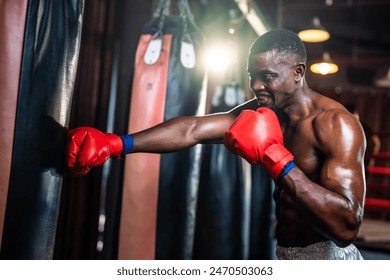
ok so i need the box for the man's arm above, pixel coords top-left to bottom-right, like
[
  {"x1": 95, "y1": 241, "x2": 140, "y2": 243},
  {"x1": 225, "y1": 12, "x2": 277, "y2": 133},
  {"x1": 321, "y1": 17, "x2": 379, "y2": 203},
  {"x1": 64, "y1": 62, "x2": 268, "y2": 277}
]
[
  {"x1": 66, "y1": 98, "x2": 258, "y2": 176},
  {"x1": 127, "y1": 98, "x2": 258, "y2": 152},
  {"x1": 130, "y1": 112, "x2": 236, "y2": 153},
  {"x1": 280, "y1": 110, "x2": 366, "y2": 247}
]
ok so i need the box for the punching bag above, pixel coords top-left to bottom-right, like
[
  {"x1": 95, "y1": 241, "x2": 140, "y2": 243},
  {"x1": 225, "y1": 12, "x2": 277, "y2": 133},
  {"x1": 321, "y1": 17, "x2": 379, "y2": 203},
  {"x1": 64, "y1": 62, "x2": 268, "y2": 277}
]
[
  {"x1": 0, "y1": 0, "x2": 29, "y2": 251},
  {"x1": 249, "y1": 165, "x2": 276, "y2": 260},
  {"x1": 1, "y1": 0, "x2": 85, "y2": 259},
  {"x1": 194, "y1": 83, "x2": 276, "y2": 260},
  {"x1": 194, "y1": 84, "x2": 247, "y2": 259},
  {"x1": 118, "y1": 0, "x2": 207, "y2": 259}
]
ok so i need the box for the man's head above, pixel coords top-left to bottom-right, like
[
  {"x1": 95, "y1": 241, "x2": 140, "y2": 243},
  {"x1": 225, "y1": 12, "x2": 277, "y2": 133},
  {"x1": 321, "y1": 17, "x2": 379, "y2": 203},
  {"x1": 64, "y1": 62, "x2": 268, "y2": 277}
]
[
  {"x1": 247, "y1": 29, "x2": 308, "y2": 108},
  {"x1": 249, "y1": 29, "x2": 307, "y2": 64}
]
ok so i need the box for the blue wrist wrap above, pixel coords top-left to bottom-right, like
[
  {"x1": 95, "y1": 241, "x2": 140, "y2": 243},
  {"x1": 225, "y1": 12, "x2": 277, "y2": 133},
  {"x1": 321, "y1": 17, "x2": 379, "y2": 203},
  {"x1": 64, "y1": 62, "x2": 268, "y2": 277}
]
[
  {"x1": 120, "y1": 135, "x2": 134, "y2": 154},
  {"x1": 280, "y1": 161, "x2": 296, "y2": 177}
]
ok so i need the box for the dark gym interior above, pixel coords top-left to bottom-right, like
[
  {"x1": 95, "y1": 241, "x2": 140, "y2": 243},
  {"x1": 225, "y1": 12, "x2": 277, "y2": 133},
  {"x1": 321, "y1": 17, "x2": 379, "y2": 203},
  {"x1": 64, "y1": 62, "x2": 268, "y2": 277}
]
[{"x1": 0, "y1": 0, "x2": 389, "y2": 260}]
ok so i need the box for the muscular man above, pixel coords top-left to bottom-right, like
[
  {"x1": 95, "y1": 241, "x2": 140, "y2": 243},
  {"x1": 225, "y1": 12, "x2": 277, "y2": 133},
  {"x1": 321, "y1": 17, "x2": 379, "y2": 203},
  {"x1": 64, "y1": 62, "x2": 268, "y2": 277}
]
[{"x1": 67, "y1": 29, "x2": 366, "y2": 260}]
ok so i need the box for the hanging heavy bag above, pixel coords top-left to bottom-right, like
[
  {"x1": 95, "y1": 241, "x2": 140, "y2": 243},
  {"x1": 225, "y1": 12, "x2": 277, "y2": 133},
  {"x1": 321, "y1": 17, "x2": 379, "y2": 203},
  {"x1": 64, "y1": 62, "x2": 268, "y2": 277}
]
[
  {"x1": 119, "y1": 0, "x2": 207, "y2": 260},
  {"x1": 195, "y1": 84, "x2": 246, "y2": 259}
]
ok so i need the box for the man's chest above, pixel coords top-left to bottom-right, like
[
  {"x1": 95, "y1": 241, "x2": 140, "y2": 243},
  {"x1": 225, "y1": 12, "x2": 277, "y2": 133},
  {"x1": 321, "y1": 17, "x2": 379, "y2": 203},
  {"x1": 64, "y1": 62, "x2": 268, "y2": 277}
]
[{"x1": 282, "y1": 120, "x2": 321, "y2": 179}]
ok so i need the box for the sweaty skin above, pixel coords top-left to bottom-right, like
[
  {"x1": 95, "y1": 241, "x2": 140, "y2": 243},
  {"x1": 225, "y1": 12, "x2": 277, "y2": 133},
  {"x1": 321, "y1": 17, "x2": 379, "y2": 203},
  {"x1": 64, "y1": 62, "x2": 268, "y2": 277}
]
[{"x1": 126, "y1": 50, "x2": 366, "y2": 248}]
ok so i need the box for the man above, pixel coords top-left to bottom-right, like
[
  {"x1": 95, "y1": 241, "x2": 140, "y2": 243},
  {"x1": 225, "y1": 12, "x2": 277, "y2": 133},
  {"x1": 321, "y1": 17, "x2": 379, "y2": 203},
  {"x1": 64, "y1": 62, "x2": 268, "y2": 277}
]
[{"x1": 67, "y1": 29, "x2": 366, "y2": 260}]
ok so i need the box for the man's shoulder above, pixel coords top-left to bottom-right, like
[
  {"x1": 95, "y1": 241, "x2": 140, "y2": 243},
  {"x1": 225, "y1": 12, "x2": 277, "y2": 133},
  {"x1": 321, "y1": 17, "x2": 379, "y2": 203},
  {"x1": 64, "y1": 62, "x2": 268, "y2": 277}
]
[
  {"x1": 311, "y1": 93, "x2": 353, "y2": 125},
  {"x1": 313, "y1": 107, "x2": 358, "y2": 130},
  {"x1": 312, "y1": 107, "x2": 364, "y2": 149}
]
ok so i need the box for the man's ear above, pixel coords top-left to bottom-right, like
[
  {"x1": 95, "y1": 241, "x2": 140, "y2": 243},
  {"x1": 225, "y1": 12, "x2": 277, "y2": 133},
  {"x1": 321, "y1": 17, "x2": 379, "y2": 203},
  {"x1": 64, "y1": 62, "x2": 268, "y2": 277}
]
[{"x1": 294, "y1": 63, "x2": 306, "y2": 81}]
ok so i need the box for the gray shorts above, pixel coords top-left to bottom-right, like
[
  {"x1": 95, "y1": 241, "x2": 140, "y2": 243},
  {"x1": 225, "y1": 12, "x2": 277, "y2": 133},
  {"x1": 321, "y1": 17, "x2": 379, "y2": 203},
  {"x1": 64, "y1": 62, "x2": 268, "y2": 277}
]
[{"x1": 276, "y1": 240, "x2": 364, "y2": 260}]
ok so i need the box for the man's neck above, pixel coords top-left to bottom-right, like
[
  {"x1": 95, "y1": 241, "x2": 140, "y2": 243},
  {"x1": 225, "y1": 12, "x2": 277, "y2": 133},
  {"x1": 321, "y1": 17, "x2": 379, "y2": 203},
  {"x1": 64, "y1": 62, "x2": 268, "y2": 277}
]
[{"x1": 280, "y1": 84, "x2": 316, "y2": 124}]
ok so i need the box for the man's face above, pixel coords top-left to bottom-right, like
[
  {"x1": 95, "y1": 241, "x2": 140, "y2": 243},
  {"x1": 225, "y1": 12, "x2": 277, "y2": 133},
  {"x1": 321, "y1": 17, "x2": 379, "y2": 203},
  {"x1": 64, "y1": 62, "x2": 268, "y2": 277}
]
[{"x1": 247, "y1": 50, "x2": 298, "y2": 109}]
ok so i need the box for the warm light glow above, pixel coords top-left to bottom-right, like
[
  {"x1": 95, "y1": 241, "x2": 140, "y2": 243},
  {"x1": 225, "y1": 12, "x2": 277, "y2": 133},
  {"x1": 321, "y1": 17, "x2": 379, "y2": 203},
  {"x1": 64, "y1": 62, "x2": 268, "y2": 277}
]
[
  {"x1": 204, "y1": 46, "x2": 232, "y2": 72},
  {"x1": 298, "y1": 29, "x2": 330, "y2": 43},
  {"x1": 310, "y1": 62, "x2": 339, "y2": 75},
  {"x1": 298, "y1": 17, "x2": 330, "y2": 43}
]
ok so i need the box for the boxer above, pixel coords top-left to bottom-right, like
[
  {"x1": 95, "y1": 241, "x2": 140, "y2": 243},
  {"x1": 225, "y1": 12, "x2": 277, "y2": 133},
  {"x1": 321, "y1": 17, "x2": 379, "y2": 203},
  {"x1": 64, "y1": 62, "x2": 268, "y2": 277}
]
[{"x1": 66, "y1": 29, "x2": 366, "y2": 259}]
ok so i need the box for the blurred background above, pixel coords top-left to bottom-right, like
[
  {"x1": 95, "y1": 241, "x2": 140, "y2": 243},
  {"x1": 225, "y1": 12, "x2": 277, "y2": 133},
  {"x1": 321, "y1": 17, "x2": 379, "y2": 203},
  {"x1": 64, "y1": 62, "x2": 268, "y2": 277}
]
[{"x1": 1, "y1": 0, "x2": 389, "y2": 260}]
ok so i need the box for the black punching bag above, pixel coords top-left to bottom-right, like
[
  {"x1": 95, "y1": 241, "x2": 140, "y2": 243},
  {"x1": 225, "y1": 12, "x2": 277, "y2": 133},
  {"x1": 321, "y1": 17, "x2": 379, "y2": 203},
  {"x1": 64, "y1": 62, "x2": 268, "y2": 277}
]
[
  {"x1": 194, "y1": 84, "x2": 247, "y2": 259},
  {"x1": 194, "y1": 84, "x2": 276, "y2": 260},
  {"x1": 1, "y1": 0, "x2": 85, "y2": 259}
]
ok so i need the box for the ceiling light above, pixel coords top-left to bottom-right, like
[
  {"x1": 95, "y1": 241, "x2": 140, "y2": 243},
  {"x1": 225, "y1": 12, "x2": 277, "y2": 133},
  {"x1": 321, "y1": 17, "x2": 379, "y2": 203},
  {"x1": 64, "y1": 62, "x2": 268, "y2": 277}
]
[
  {"x1": 310, "y1": 52, "x2": 339, "y2": 75},
  {"x1": 298, "y1": 17, "x2": 330, "y2": 43}
]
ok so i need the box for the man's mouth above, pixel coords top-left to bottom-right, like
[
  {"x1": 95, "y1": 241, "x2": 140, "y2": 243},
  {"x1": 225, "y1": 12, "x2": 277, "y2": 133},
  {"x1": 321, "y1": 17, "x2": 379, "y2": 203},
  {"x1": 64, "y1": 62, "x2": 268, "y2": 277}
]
[{"x1": 255, "y1": 93, "x2": 274, "y2": 106}]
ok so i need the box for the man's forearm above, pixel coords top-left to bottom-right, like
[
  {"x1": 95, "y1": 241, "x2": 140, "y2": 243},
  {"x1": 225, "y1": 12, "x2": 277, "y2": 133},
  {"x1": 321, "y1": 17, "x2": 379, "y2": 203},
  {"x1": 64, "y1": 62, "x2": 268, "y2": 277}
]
[
  {"x1": 130, "y1": 116, "x2": 201, "y2": 154},
  {"x1": 280, "y1": 167, "x2": 363, "y2": 247}
]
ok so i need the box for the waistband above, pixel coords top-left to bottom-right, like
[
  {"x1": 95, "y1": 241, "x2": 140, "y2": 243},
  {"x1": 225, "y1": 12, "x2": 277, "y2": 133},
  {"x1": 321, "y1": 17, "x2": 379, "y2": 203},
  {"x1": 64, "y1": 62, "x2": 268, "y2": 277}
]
[{"x1": 276, "y1": 240, "x2": 364, "y2": 260}]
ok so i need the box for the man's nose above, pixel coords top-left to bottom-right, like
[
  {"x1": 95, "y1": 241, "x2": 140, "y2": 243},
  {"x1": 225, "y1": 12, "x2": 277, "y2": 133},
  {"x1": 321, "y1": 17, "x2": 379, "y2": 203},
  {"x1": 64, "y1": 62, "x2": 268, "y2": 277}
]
[{"x1": 251, "y1": 79, "x2": 266, "y2": 91}]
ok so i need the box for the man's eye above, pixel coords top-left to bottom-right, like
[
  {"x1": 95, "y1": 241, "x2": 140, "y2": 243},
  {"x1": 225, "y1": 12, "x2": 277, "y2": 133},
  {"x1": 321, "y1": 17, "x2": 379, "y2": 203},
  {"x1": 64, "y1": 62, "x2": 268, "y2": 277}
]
[{"x1": 263, "y1": 74, "x2": 273, "y2": 80}]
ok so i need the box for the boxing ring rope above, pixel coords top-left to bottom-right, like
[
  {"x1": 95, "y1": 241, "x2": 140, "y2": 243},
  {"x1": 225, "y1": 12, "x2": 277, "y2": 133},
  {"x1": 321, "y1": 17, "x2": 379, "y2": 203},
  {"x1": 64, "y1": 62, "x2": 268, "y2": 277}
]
[
  {"x1": 366, "y1": 153, "x2": 390, "y2": 175},
  {"x1": 367, "y1": 166, "x2": 390, "y2": 175},
  {"x1": 365, "y1": 152, "x2": 390, "y2": 160},
  {"x1": 365, "y1": 198, "x2": 390, "y2": 212},
  {"x1": 364, "y1": 152, "x2": 390, "y2": 213}
]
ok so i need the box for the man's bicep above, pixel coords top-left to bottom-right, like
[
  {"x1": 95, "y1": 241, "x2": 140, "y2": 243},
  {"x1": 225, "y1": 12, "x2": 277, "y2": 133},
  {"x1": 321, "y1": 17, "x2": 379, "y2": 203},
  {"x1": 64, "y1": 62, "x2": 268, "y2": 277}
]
[
  {"x1": 315, "y1": 111, "x2": 366, "y2": 202},
  {"x1": 319, "y1": 155, "x2": 365, "y2": 202}
]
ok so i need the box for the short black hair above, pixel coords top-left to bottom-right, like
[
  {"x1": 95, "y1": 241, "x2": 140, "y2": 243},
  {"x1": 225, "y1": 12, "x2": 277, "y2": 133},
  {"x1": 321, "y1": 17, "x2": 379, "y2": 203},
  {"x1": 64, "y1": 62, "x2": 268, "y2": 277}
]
[{"x1": 249, "y1": 29, "x2": 307, "y2": 63}]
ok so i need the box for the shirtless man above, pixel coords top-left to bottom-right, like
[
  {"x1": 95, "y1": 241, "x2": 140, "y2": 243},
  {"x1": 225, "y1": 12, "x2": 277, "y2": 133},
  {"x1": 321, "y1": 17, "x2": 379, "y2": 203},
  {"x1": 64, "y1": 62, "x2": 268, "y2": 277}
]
[{"x1": 66, "y1": 29, "x2": 366, "y2": 259}]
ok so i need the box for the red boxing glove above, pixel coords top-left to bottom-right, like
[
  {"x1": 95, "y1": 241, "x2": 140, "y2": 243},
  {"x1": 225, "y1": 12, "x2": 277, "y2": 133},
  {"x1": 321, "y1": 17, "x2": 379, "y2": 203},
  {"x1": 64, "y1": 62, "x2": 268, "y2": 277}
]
[
  {"x1": 224, "y1": 107, "x2": 294, "y2": 180},
  {"x1": 66, "y1": 127, "x2": 123, "y2": 176}
]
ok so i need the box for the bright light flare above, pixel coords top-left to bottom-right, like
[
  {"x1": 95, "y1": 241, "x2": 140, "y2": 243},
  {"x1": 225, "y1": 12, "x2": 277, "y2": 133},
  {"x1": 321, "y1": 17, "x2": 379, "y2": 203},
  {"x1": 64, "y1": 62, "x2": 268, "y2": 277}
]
[{"x1": 204, "y1": 46, "x2": 232, "y2": 72}]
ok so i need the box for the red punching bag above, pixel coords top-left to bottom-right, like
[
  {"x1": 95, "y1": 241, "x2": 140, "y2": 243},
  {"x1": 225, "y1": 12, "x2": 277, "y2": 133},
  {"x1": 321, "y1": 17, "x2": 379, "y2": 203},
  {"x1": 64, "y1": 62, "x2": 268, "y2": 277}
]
[{"x1": 0, "y1": 0, "x2": 29, "y2": 250}]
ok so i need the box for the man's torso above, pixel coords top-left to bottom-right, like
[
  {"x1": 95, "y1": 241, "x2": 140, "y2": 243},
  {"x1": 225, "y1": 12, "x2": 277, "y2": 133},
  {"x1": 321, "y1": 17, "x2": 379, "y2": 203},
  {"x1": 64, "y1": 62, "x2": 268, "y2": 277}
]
[{"x1": 273, "y1": 95, "x2": 344, "y2": 247}]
